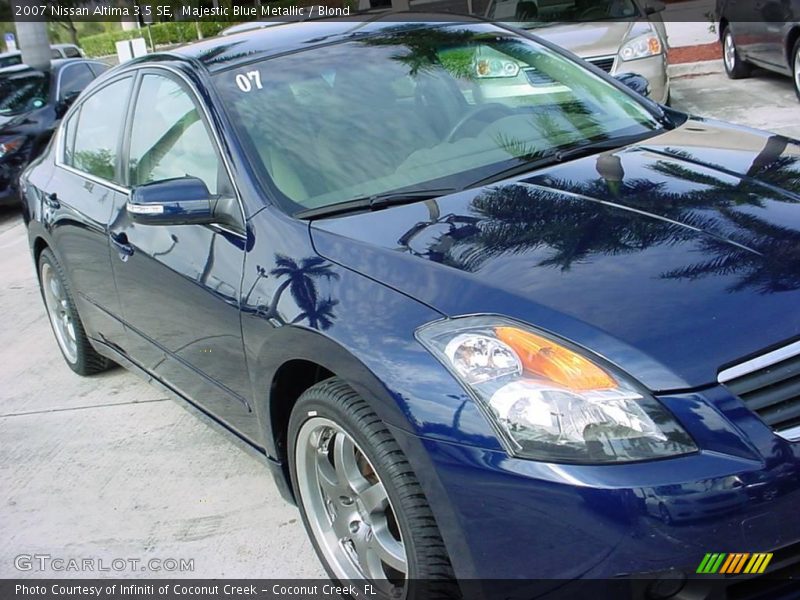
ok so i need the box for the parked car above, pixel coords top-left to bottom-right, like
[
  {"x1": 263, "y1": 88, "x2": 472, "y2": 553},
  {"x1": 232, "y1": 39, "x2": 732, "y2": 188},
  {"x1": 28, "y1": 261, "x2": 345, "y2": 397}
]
[
  {"x1": 0, "y1": 43, "x2": 85, "y2": 70},
  {"x1": 21, "y1": 18, "x2": 800, "y2": 596},
  {"x1": 485, "y1": 0, "x2": 670, "y2": 103},
  {"x1": 716, "y1": 0, "x2": 800, "y2": 99},
  {"x1": 0, "y1": 58, "x2": 108, "y2": 205},
  {"x1": 50, "y1": 43, "x2": 85, "y2": 59},
  {"x1": 0, "y1": 51, "x2": 23, "y2": 69}
]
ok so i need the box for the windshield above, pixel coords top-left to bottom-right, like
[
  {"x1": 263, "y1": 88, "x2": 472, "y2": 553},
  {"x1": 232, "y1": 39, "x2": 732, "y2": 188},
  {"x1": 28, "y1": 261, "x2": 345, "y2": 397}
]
[
  {"x1": 0, "y1": 54, "x2": 22, "y2": 69},
  {"x1": 0, "y1": 71, "x2": 49, "y2": 116},
  {"x1": 487, "y1": 0, "x2": 639, "y2": 23},
  {"x1": 216, "y1": 24, "x2": 660, "y2": 215}
]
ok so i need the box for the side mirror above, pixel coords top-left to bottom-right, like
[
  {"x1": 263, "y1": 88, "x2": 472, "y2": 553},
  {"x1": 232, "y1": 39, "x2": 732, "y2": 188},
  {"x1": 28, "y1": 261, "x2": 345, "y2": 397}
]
[
  {"x1": 645, "y1": 0, "x2": 666, "y2": 14},
  {"x1": 55, "y1": 91, "x2": 80, "y2": 118},
  {"x1": 127, "y1": 176, "x2": 237, "y2": 228},
  {"x1": 614, "y1": 72, "x2": 651, "y2": 97}
]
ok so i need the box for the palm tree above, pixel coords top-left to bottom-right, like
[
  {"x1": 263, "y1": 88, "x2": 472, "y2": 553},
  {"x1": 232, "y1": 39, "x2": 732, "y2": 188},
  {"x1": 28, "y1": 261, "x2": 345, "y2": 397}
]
[
  {"x1": 265, "y1": 255, "x2": 340, "y2": 326},
  {"x1": 292, "y1": 297, "x2": 339, "y2": 331}
]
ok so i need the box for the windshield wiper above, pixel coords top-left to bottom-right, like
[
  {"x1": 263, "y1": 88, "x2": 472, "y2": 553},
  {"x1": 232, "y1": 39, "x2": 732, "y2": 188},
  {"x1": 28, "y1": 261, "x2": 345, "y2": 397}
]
[
  {"x1": 295, "y1": 188, "x2": 459, "y2": 220},
  {"x1": 466, "y1": 130, "x2": 663, "y2": 189}
]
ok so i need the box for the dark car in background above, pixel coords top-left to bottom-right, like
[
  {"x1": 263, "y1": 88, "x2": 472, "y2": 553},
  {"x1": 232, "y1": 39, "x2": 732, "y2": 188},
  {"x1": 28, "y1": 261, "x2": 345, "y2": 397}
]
[
  {"x1": 0, "y1": 58, "x2": 108, "y2": 205},
  {"x1": 717, "y1": 0, "x2": 800, "y2": 99},
  {"x1": 19, "y1": 17, "x2": 800, "y2": 598}
]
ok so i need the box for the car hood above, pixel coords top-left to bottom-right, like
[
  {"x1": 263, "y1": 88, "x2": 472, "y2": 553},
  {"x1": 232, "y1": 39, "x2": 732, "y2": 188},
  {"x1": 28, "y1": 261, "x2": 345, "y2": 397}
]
[
  {"x1": 522, "y1": 21, "x2": 634, "y2": 59},
  {"x1": 310, "y1": 120, "x2": 800, "y2": 392}
]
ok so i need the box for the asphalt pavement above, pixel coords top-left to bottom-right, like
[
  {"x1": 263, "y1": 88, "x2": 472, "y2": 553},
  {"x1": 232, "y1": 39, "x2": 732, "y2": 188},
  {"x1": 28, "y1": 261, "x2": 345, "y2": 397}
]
[{"x1": 1, "y1": 65, "x2": 798, "y2": 579}]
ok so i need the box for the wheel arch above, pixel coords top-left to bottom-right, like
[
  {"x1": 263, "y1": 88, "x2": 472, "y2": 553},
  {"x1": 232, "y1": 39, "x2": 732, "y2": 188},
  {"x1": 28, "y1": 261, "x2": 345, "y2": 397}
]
[
  {"x1": 787, "y1": 26, "x2": 800, "y2": 66},
  {"x1": 719, "y1": 17, "x2": 729, "y2": 41},
  {"x1": 251, "y1": 326, "x2": 413, "y2": 499},
  {"x1": 32, "y1": 235, "x2": 49, "y2": 270}
]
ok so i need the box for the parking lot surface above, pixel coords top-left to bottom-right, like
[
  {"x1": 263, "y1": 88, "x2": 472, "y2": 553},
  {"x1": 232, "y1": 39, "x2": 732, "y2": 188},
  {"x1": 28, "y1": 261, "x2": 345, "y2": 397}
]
[{"x1": 1, "y1": 66, "x2": 798, "y2": 579}]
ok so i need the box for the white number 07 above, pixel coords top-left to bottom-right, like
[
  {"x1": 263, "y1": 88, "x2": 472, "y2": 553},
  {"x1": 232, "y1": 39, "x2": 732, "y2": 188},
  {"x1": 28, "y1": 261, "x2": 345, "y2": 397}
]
[{"x1": 236, "y1": 71, "x2": 263, "y2": 92}]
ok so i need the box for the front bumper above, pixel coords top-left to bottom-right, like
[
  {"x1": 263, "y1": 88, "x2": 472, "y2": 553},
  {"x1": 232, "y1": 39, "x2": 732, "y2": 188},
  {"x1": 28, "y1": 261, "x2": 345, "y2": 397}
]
[
  {"x1": 390, "y1": 385, "x2": 800, "y2": 591},
  {"x1": 612, "y1": 53, "x2": 670, "y2": 104}
]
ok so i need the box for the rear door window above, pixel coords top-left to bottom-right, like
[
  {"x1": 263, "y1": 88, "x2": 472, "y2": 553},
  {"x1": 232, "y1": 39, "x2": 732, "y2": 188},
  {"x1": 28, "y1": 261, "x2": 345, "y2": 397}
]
[{"x1": 69, "y1": 77, "x2": 133, "y2": 183}]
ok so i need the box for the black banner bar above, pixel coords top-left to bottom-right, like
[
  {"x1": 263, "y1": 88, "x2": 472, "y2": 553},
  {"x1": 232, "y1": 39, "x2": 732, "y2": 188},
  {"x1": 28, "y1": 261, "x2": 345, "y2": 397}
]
[
  {"x1": 3, "y1": 577, "x2": 800, "y2": 600},
  {"x1": 0, "y1": 0, "x2": 768, "y2": 24}
]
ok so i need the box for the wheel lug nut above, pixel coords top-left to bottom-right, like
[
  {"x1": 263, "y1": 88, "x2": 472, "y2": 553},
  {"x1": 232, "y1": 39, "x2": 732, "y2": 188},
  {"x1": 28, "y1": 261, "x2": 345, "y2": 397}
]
[
  {"x1": 349, "y1": 520, "x2": 360, "y2": 534},
  {"x1": 339, "y1": 495, "x2": 353, "y2": 506}
]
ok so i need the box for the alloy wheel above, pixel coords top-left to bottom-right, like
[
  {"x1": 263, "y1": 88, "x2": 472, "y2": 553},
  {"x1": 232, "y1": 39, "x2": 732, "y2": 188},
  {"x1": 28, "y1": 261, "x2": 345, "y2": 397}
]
[
  {"x1": 724, "y1": 32, "x2": 736, "y2": 72},
  {"x1": 295, "y1": 417, "x2": 407, "y2": 595},
  {"x1": 41, "y1": 261, "x2": 78, "y2": 364},
  {"x1": 794, "y1": 45, "x2": 800, "y2": 98}
]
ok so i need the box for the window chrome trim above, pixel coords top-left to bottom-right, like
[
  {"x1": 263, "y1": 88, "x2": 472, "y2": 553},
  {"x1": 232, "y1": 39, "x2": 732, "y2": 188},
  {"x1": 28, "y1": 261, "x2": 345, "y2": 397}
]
[
  {"x1": 776, "y1": 424, "x2": 800, "y2": 442},
  {"x1": 717, "y1": 340, "x2": 800, "y2": 384}
]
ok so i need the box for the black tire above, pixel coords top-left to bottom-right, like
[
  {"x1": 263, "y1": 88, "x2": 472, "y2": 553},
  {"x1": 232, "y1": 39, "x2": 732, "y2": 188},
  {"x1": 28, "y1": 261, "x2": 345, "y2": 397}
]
[
  {"x1": 792, "y1": 39, "x2": 800, "y2": 102},
  {"x1": 722, "y1": 27, "x2": 752, "y2": 79},
  {"x1": 288, "y1": 378, "x2": 458, "y2": 599},
  {"x1": 38, "y1": 248, "x2": 112, "y2": 376}
]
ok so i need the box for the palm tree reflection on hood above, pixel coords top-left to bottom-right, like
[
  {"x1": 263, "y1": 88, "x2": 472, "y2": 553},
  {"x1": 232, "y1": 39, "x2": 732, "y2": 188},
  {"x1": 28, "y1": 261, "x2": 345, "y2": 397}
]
[{"x1": 397, "y1": 147, "x2": 800, "y2": 294}]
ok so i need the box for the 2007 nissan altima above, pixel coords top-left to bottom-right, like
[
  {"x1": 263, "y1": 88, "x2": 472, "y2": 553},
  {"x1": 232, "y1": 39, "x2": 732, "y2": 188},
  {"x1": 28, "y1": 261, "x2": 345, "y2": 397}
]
[{"x1": 20, "y1": 16, "x2": 800, "y2": 599}]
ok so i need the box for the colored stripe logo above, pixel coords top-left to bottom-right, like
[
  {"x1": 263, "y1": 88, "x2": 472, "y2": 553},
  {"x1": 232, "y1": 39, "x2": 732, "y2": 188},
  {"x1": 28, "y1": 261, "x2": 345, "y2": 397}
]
[{"x1": 696, "y1": 553, "x2": 773, "y2": 574}]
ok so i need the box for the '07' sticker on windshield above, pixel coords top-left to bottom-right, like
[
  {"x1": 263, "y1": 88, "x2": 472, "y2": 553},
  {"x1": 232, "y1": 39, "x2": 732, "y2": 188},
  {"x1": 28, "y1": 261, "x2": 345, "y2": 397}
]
[{"x1": 236, "y1": 71, "x2": 263, "y2": 92}]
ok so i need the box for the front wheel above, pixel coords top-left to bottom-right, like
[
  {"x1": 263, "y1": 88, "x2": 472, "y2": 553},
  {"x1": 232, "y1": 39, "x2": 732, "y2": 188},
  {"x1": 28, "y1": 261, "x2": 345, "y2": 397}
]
[
  {"x1": 288, "y1": 378, "x2": 458, "y2": 599},
  {"x1": 722, "y1": 28, "x2": 752, "y2": 79}
]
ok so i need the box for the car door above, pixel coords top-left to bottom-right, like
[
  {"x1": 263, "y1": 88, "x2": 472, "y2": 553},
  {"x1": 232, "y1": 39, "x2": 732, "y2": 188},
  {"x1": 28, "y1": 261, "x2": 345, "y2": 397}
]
[
  {"x1": 748, "y1": 0, "x2": 792, "y2": 69},
  {"x1": 45, "y1": 75, "x2": 134, "y2": 348},
  {"x1": 723, "y1": 0, "x2": 763, "y2": 60},
  {"x1": 108, "y1": 69, "x2": 256, "y2": 438}
]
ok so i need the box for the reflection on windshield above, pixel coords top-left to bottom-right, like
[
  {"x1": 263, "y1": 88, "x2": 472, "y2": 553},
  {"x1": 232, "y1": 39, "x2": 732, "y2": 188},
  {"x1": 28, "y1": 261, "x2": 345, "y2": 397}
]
[
  {"x1": 0, "y1": 72, "x2": 48, "y2": 116},
  {"x1": 216, "y1": 25, "x2": 659, "y2": 214}
]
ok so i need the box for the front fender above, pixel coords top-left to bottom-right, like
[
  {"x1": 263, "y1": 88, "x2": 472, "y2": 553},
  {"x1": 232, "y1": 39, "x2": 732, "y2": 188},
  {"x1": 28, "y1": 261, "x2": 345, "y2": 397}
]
[{"x1": 239, "y1": 233, "x2": 503, "y2": 460}]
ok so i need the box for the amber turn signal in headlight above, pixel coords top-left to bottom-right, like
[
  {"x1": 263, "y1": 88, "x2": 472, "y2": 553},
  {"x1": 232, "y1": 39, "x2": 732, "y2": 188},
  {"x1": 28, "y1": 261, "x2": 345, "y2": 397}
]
[
  {"x1": 418, "y1": 316, "x2": 696, "y2": 464},
  {"x1": 495, "y1": 326, "x2": 616, "y2": 391}
]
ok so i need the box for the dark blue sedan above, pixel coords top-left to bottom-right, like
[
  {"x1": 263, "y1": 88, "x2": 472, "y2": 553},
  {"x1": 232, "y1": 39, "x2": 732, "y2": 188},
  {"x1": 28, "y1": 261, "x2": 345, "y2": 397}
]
[{"x1": 19, "y1": 16, "x2": 800, "y2": 598}]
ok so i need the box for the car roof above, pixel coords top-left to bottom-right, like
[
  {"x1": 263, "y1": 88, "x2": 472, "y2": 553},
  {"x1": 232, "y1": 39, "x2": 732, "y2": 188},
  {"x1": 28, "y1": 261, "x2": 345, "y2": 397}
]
[
  {"x1": 0, "y1": 58, "x2": 98, "y2": 78},
  {"x1": 161, "y1": 14, "x2": 480, "y2": 73}
]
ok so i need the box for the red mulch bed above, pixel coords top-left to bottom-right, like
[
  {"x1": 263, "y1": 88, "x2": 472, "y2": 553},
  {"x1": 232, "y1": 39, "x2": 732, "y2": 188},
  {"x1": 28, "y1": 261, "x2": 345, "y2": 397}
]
[{"x1": 669, "y1": 42, "x2": 723, "y2": 64}]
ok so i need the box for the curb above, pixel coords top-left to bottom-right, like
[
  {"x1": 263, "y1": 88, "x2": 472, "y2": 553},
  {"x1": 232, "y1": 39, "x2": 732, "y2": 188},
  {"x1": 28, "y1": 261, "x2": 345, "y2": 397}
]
[{"x1": 668, "y1": 59, "x2": 724, "y2": 78}]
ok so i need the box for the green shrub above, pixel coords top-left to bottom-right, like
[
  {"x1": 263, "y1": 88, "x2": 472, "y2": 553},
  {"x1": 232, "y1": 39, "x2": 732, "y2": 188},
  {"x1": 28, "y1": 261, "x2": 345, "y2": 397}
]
[{"x1": 79, "y1": 21, "x2": 228, "y2": 57}]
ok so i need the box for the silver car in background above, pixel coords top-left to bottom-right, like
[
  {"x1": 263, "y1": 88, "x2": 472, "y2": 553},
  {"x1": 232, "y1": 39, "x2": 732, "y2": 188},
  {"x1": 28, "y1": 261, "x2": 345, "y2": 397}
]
[{"x1": 485, "y1": 0, "x2": 670, "y2": 103}]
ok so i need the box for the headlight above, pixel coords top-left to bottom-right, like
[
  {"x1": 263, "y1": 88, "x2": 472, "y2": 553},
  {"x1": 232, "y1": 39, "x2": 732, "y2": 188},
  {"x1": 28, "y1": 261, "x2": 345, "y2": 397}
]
[
  {"x1": 619, "y1": 33, "x2": 663, "y2": 61},
  {"x1": 0, "y1": 136, "x2": 26, "y2": 159},
  {"x1": 474, "y1": 58, "x2": 520, "y2": 78},
  {"x1": 417, "y1": 316, "x2": 696, "y2": 463}
]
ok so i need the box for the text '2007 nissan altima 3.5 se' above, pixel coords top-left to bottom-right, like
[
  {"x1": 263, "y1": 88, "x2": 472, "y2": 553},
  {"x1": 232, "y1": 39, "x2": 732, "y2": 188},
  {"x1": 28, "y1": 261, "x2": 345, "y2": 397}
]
[{"x1": 19, "y1": 15, "x2": 800, "y2": 600}]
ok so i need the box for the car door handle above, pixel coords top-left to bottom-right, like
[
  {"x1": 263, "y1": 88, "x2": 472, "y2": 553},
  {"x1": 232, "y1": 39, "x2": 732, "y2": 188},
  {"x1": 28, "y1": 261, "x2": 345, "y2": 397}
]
[
  {"x1": 109, "y1": 232, "x2": 134, "y2": 261},
  {"x1": 43, "y1": 192, "x2": 60, "y2": 209}
]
